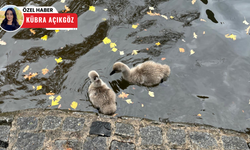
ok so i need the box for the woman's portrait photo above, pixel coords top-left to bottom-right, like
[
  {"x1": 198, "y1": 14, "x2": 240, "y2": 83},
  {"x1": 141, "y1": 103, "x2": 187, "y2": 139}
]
[{"x1": 0, "y1": 5, "x2": 23, "y2": 32}]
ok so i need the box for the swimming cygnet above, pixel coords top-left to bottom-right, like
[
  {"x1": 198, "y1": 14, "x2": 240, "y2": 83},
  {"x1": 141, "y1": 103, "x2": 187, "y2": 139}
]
[
  {"x1": 110, "y1": 61, "x2": 170, "y2": 86},
  {"x1": 88, "y1": 70, "x2": 116, "y2": 115}
]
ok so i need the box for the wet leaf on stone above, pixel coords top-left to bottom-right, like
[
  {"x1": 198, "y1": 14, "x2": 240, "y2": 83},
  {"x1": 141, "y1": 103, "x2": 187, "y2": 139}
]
[
  {"x1": 142, "y1": 104, "x2": 144, "y2": 107},
  {"x1": 51, "y1": 100, "x2": 59, "y2": 106},
  {"x1": 161, "y1": 58, "x2": 166, "y2": 60},
  {"x1": 103, "y1": 8, "x2": 108, "y2": 11},
  {"x1": 190, "y1": 49, "x2": 195, "y2": 55},
  {"x1": 179, "y1": 48, "x2": 185, "y2": 53},
  {"x1": 148, "y1": 91, "x2": 154, "y2": 97},
  {"x1": 65, "y1": 5, "x2": 70, "y2": 12},
  {"x1": 110, "y1": 42, "x2": 116, "y2": 48},
  {"x1": 147, "y1": 10, "x2": 160, "y2": 16},
  {"x1": 203, "y1": 31, "x2": 205, "y2": 34},
  {"x1": 55, "y1": 29, "x2": 59, "y2": 33},
  {"x1": 193, "y1": 32, "x2": 197, "y2": 39},
  {"x1": 41, "y1": 35, "x2": 48, "y2": 41},
  {"x1": 125, "y1": 99, "x2": 133, "y2": 104},
  {"x1": 42, "y1": 68, "x2": 49, "y2": 75},
  {"x1": 161, "y1": 15, "x2": 168, "y2": 20},
  {"x1": 61, "y1": 0, "x2": 65, "y2": 3},
  {"x1": 200, "y1": 19, "x2": 206, "y2": 22},
  {"x1": 46, "y1": 92, "x2": 55, "y2": 95},
  {"x1": 55, "y1": 57, "x2": 63, "y2": 63},
  {"x1": 155, "y1": 42, "x2": 161, "y2": 46},
  {"x1": 243, "y1": 18, "x2": 249, "y2": 25},
  {"x1": 23, "y1": 65, "x2": 29, "y2": 72},
  {"x1": 71, "y1": 101, "x2": 78, "y2": 109},
  {"x1": 58, "y1": 104, "x2": 61, "y2": 109},
  {"x1": 89, "y1": 6, "x2": 95, "y2": 12},
  {"x1": 49, "y1": 96, "x2": 55, "y2": 100},
  {"x1": 132, "y1": 24, "x2": 138, "y2": 29},
  {"x1": 24, "y1": 72, "x2": 38, "y2": 80},
  {"x1": 149, "y1": 7, "x2": 154, "y2": 10},
  {"x1": 30, "y1": 29, "x2": 36, "y2": 34},
  {"x1": 182, "y1": 39, "x2": 186, "y2": 42},
  {"x1": 36, "y1": 85, "x2": 42, "y2": 91},
  {"x1": 245, "y1": 26, "x2": 250, "y2": 35},
  {"x1": 0, "y1": 39, "x2": 6, "y2": 45},
  {"x1": 119, "y1": 92, "x2": 129, "y2": 99},
  {"x1": 191, "y1": 0, "x2": 196, "y2": 4},
  {"x1": 103, "y1": 37, "x2": 111, "y2": 44},
  {"x1": 120, "y1": 51, "x2": 124, "y2": 55},
  {"x1": 170, "y1": 16, "x2": 174, "y2": 19},
  {"x1": 225, "y1": 34, "x2": 236, "y2": 41},
  {"x1": 197, "y1": 114, "x2": 201, "y2": 117},
  {"x1": 55, "y1": 95, "x2": 62, "y2": 103},
  {"x1": 112, "y1": 48, "x2": 117, "y2": 52},
  {"x1": 131, "y1": 50, "x2": 138, "y2": 55}
]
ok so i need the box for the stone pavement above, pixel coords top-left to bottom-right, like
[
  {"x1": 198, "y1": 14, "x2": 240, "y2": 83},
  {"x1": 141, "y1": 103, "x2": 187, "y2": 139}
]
[{"x1": 0, "y1": 109, "x2": 249, "y2": 150}]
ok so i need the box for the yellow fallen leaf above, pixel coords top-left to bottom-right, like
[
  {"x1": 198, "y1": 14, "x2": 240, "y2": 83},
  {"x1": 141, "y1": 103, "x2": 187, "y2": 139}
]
[
  {"x1": 55, "y1": 95, "x2": 62, "y2": 103},
  {"x1": 131, "y1": 50, "x2": 138, "y2": 55},
  {"x1": 200, "y1": 19, "x2": 206, "y2": 22},
  {"x1": 30, "y1": 29, "x2": 36, "y2": 34},
  {"x1": 23, "y1": 65, "x2": 29, "y2": 73},
  {"x1": 65, "y1": 5, "x2": 70, "y2": 12},
  {"x1": 203, "y1": 31, "x2": 205, "y2": 34},
  {"x1": 161, "y1": 58, "x2": 166, "y2": 60},
  {"x1": 225, "y1": 34, "x2": 236, "y2": 41},
  {"x1": 61, "y1": 0, "x2": 65, "y2": 3},
  {"x1": 71, "y1": 101, "x2": 78, "y2": 109},
  {"x1": 0, "y1": 40, "x2": 6, "y2": 45},
  {"x1": 89, "y1": 6, "x2": 95, "y2": 12},
  {"x1": 51, "y1": 100, "x2": 59, "y2": 106},
  {"x1": 148, "y1": 91, "x2": 154, "y2": 97},
  {"x1": 245, "y1": 26, "x2": 250, "y2": 35},
  {"x1": 170, "y1": 16, "x2": 174, "y2": 19},
  {"x1": 191, "y1": 0, "x2": 196, "y2": 4},
  {"x1": 120, "y1": 51, "x2": 124, "y2": 55},
  {"x1": 110, "y1": 43, "x2": 116, "y2": 48},
  {"x1": 197, "y1": 114, "x2": 201, "y2": 117},
  {"x1": 55, "y1": 29, "x2": 59, "y2": 33},
  {"x1": 243, "y1": 18, "x2": 249, "y2": 25},
  {"x1": 155, "y1": 42, "x2": 161, "y2": 46},
  {"x1": 179, "y1": 48, "x2": 185, "y2": 53},
  {"x1": 190, "y1": 49, "x2": 195, "y2": 55},
  {"x1": 41, "y1": 35, "x2": 48, "y2": 41},
  {"x1": 161, "y1": 15, "x2": 168, "y2": 20},
  {"x1": 55, "y1": 57, "x2": 63, "y2": 63},
  {"x1": 193, "y1": 32, "x2": 197, "y2": 39},
  {"x1": 36, "y1": 85, "x2": 42, "y2": 91},
  {"x1": 24, "y1": 72, "x2": 38, "y2": 80},
  {"x1": 112, "y1": 48, "x2": 118, "y2": 52},
  {"x1": 119, "y1": 92, "x2": 129, "y2": 99},
  {"x1": 46, "y1": 92, "x2": 55, "y2": 95},
  {"x1": 102, "y1": 18, "x2": 106, "y2": 21},
  {"x1": 42, "y1": 68, "x2": 49, "y2": 75},
  {"x1": 103, "y1": 37, "x2": 111, "y2": 44},
  {"x1": 142, "y1": 104, "x2": 144, "y2": 107},
  {"x1": 132, "y1": 24, "x2": 138, "y2": 29},
  {"x1": 149, "y1": 7, "x2": 154, "y2": 10},
  {"x1": 49, "y1": 96, "x2": 55, "y2": 100},
  {"x1": 125, "y1": 99, "x2": 133, "y2": 104}
]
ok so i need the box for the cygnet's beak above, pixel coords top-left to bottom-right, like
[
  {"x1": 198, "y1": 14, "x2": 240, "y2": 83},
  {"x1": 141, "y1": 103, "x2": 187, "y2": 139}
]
[{"x1": 110, "y1": 70, "x2": 116, "y2": 76}]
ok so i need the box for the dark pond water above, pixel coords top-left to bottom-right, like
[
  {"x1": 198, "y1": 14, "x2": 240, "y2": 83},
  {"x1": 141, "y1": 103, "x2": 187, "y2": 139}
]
[{"x1": 0, "y1": 0, "x2": 250, "y2": 132}]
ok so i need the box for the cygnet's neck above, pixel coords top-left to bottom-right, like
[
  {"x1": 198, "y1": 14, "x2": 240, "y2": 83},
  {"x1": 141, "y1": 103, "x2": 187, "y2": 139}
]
[{"x1": 121, "y1": 64, "x2": 131, "y2": 80}]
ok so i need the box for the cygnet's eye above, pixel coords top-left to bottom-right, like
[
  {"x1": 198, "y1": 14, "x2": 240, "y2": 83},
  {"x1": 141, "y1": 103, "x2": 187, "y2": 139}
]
[{"x1": 94, "y1": 76, "x2": 98, "y2": 80}]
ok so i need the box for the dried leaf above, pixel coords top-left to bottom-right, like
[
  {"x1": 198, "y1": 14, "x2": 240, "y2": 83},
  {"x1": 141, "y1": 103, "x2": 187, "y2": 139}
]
[
  {"x1": 55, "y1": 57, "x2": 63, "y2": 63},
  {"x1": 142, "y1": 104, "x2": 144, "y2": 107},
  {"x1": 119, "y1": 92, "x2": 129, "y2": 99},
  {"x1": 197, "y1": 114, "x2": 201, "y2": 117},
  {"x1": 58, "y1": 104, "x2": 61, "y2": 109},
  {"x1": 30, "y1": 29, "x2": 36, "y2": 34},
  {"x1": 103, "y1": 8, "x2": 108, "y2": 11},
  {"x1": 179, "y1": 48, "x2": 185, "y2": 53},
  {"x1": 146, "y1": 48, "x2": 149, "y2": 50},
  {"x1": 61, "y1": 0, "x2": 65, "y2": 3},
  {"x1": 161, "y1": 58, "x2": 166, "y2": 60},
  {"x1": 170, "y1": 16, "x2": 174, "y2": 19},
  {"x1": 112, "y1": 113, "x2": 117, "y2": 117},
  {"x1": 148, "y1": 91, "x2": 154, "y2": 97},
  {"x1": 23, "y1": 65, "x2": 29, "y2": 73},
  {"x1": 243, "y1": 18, "x2": 249, "y2": 25},
  {"x1": 24, "y1": 72, "x2": 38, "y2": 80},
  {"x1": 193, "y1": 32, "x2": 197, "y2": 39},
  {"x1": 161, "y1": 15, "x2": 168, "y2": 20},
  {"x1": 55, "y1": 29, "x2": 59, "y2": 33},
  {"x1": 203, "y1": 31, "x2": 205, "y2": 34},
  {"x1": 155, "y1": 42, "x2": 161, "y2": 46},
  {"x1": 41, "y1": 35, "x2": 48, "y2": 41},
  {"x1": 245, "y1": 26, "x2": 250, "y2": 35},
  {"x1": 55, "y1": 95, "x2": 62, "y2": 103},
  {"x1": 147, "y1": 10, "x2": 160, "y2": 16},
  {"x1": 200, "y1": 18, "x2": 206, "y2": 22},
  {"x1": 242, "y1": 110, "x2": 244, "y2": 113},
  {"x1": 182, "y1": 39, "x2": 186, "y2": 42},
  {"x1": 149, "y1": 7, "x2": 154, "y2": 10},
  {"x1": 131, "y1": 50, "x2": 138, "y2": 55},
  {"x1": 0, "y1": 40, "x2": 6, "y2": 45},
  {"x1": 190, "y1": 49, "x2": 195, "y2": 55},
  {"x1": 225, "y1": 34, "x2": 236, "y2": 41},
  {"x1": 191, "y1": 0, "x2": 196, "y2": 4},
  {"x1": 132, "y1": 24, "x2": 138, "y2": 29},
  {"x1": 112, "y1": 48, "x2": 118, "y2": 52},
  {"x1": 32, "y1": 86, "x2": 35, "y2": 89},
  {"x1": 36, "y1": 85, "x2": 42, "y2": 91},
  {"x1": 49, "y1": 96, "x2": 55, "y2": 100},
  {"x1": 65, "y1": 5, "x2": 70, "y2": 12},
  {"x1": 125, "y1": 99, "x2": 133, "y2": 104},
  {"x1": 120, "y1": 51, "x2": 124, "y2": 55},
  {"x1": 103, "y1": 37, "x2": 111, "y2": 44},
  {"x1": 102, "y1": 18, "x2": 106, "y2": 21},
  {"x1": 71, "y1": 101, "x2": 78, "y2": 109},
  {"x1": 42, "y1": 68, "x2": 49, "y2": 75},
  {"x1": 46, "y1": 92, "x2": 55, "y2": 95},
  {"x1": 110, "y1": 43, "x2": 116, "y2": 48},
  {"x1": 89, "y1": 6, "x2": 95, "y2": 12}
]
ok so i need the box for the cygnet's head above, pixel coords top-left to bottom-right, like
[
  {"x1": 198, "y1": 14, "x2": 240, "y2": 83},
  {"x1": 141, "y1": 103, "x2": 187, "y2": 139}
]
[
  {"x1": 88, "y1": 70, "x2": 101, "y2": 85},
  {"x1": 110, "y1": 62, "x2": 127, "y2": 75}
]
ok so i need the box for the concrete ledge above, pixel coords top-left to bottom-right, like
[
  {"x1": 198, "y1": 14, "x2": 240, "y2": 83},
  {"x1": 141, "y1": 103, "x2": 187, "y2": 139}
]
[{"x1": 0, "y1": 108, "x2": 249, "y2": 150}]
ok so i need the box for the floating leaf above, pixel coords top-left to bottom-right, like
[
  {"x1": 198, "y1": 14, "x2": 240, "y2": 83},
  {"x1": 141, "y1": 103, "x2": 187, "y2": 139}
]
[
  {"x1": 55, "y1": 29, "x2": 59, "y2": 33},
  {"x1": 203, "y1": 31, "x2": 205, "y2": 34},
  {"x1": 36, "y1": 85, "x2": 42, "y2": 91},
  {"x1": 179, "y1": 48, "x2": 185, "y2": 53},
  {"x1": 30, "y1": 29, "x2": 36, "y2": 34},
  {"x1": 245, "y1": 26, "x2": 250, "y2": 35},
  {"x1": 131, "y1": 50, "x2": 138, "y2": 55},
  {"x1": 112, "y1": 48, "x2": 118, "y2": 52},
  {"x1": 24, "y1": 72, "x2": 38, "y2": 80},
  {"x1": 149, "y1": 6, "x2": 154, "y2": 10},
  {"x1": 119, "y1": 92, "x2": 129, "y2": 99},
  {"x1": 142, "y1": 104, "x2": 144, "y2": 107},
  {"x1": 225, "y1": 34, "x2": 236, "y2": 41},
  {"x1": 148, "y1": 91, "x2": 154, "y2": 97},
  {"x1": 161, "y1": 58, "x2": 166, "y2": 60},
  {"x1": 190, "y1": 49, "x2": 195, "y2": 55},
  {"x1": 61, "y1": 0, "x2": 65, "y2": 3},
  {"x1": 193, "y1": 32, "x2": 197, "y2": 39},
  {"x1": 89, "y1": 6, "x2": 95, "y2": 12},
  {"x1": 23, "y1": 65, "x2": 29, "y2": 73},
  {"x1": 46, "y1": 92, "x2": 55, "y2": 95},
  {"x1": 41, "y1": 35, "x2": 48, "y2": 41},
  {"x1": 200, "y1": 18, "x2": 206, "y2": 22},
  {"x1": 71, "y1": 101, "x2": 78, "y2": 109},
  {"x1": 0, "y1": 40, "x2": 6, "y2": 45},
  {"x1": 170, "y1": 16, "x2": 174, "y2": 19},
  {"x1": 65, "y1": 5, "x2": 70, "y2": 12},
  {"x1": 55, "y1": 95, "x2": 62, "y2": 103},
  {"x1": 197, "y1": 114, "x2": 201, "y2": 117},
  {"x1": 161, "y1": 15, "x2": 168, "y2": 20},
  {"x1": 103, "y1": 37, "x2": 111, "y2": 44},
  {"x1": 191, "y1": 0, "x2": 196, "y2": 4},
  {"x1": 132, "y1": 24, "x2": 138, "y2": 29},
  {"x1": 55, "y1": 57, "x2": 63, "y2": 63},
  {"x1": 125, "y1": 99, "x2": 133, "y2": 104},
  {"x1": 243, "y1": 18, "x2": 249, "y2": 25},
  {"x1": 120, "y1": 51, "x2": 124, "y2": 55},
  {"x1": 110, "y1": 43, "x2": 116, "y2": 48},
  {"x1": 155, "y1": 42, "x2": 161, "y2": 46},
  {"x1": 147, "y1": 10, "x2": 160, "y2": 16},
  {"x1": 42, "y1": 68, "x2": 49, "y2": 75}
]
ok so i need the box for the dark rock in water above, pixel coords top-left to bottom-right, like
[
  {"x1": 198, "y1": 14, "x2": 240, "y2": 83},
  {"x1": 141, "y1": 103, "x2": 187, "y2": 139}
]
[
  {"x1": 111, "y1": 140, "x2": 135, "y2": 150},
  {"x1": 83, "y1": 136, "x2": 107, "y2": 150},
  {"x1": 89, "y1": 121, "x2": 111, "y2": 137}
]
